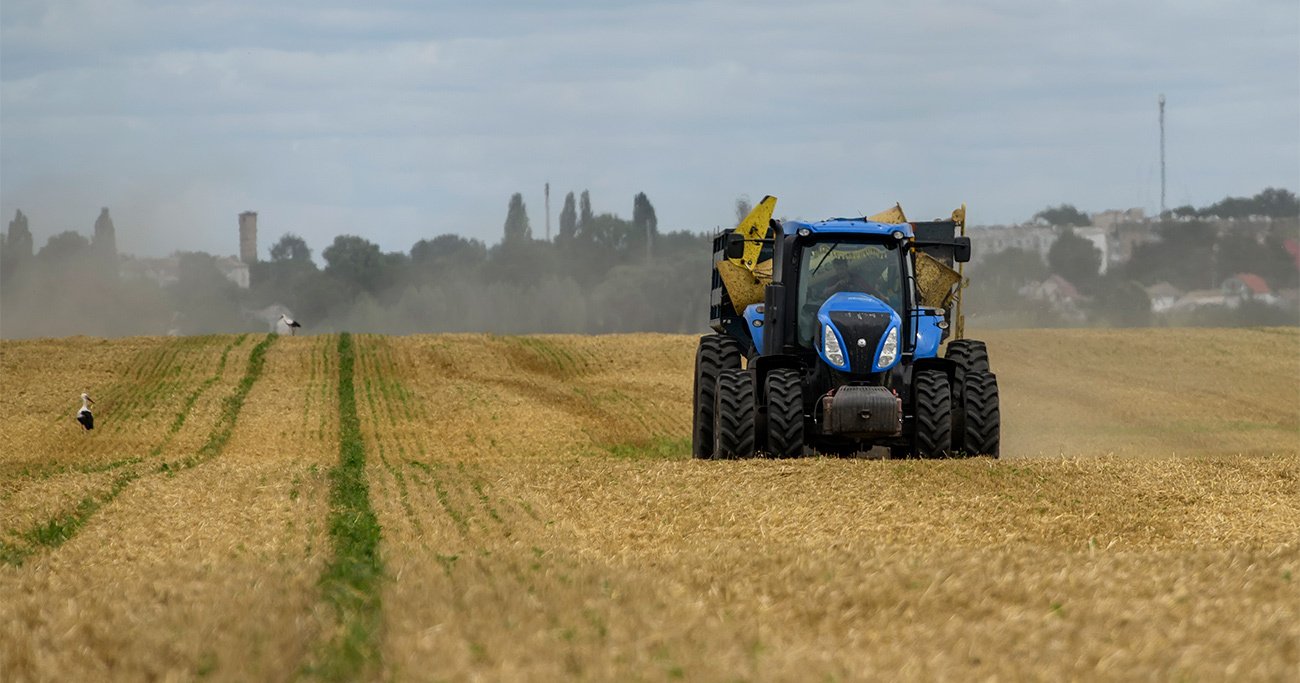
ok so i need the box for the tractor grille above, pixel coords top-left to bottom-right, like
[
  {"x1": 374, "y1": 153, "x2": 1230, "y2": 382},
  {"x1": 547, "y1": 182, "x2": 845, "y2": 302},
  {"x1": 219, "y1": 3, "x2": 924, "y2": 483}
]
[{"x1": 828, "y1": 311, "x2": 891, "y2": 374}]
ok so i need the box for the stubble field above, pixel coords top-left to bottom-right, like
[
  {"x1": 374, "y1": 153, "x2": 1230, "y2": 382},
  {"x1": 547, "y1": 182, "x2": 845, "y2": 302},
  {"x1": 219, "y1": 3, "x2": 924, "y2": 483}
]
[{"x1": 1, "y1": 327, "x2": 1297, "y2": 681}]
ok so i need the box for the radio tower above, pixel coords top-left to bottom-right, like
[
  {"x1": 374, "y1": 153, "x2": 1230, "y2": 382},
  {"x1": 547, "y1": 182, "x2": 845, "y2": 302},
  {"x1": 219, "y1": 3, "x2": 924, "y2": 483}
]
[
  {"x1": 544, "y1": 182, "x2": 551, "y2": 241},
  {"x1": 1158, "y1": 94, "x2": 1166, "y2": 216}
]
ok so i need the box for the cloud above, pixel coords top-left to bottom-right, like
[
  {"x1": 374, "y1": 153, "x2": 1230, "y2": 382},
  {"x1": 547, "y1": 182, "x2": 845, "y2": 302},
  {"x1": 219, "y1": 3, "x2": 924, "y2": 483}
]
[{"x1": 2, "y1": 0, "x2": 1297, "y2": 257}]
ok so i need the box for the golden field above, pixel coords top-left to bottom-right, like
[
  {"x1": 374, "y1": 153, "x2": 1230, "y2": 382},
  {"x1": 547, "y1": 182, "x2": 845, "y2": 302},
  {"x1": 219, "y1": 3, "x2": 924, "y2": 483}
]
[{"x1": 1, "y1": 327, "x2": 1297, "y2": 681}]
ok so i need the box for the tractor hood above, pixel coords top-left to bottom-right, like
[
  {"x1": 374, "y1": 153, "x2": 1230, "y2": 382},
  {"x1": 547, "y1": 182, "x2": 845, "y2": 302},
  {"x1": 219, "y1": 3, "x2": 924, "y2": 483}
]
[{"x1": 816, "y1": 292, "x2": 903, "y2": 374}]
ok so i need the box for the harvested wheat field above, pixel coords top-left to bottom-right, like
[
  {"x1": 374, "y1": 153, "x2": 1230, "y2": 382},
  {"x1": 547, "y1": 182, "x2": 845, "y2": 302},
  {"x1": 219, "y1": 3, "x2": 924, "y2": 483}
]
[{"x1": 1, "y1": 327, "x2": 1297, "y2": 681}]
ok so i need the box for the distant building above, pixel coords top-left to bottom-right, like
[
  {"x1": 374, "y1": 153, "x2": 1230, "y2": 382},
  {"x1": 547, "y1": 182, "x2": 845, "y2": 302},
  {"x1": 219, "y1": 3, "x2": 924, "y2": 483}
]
[
  {"x1": 1144, "y1": 282, "x2": 1183, "y2": 314},
  {"x1": 968, "y1": 224, "x2": 1057, "y2": 263},
  {"x1": 1173, "y1": 290, "x2": 1229, "y2": 311},
  {"x1": 1019, "y1": 274, "x2": 1086, "y2": 322},
  {"x1": 239, "y1": 211, "x2": 258, "y2": 264},
  {"x1": 1090, "y1": 208, "x2": 1146, "y2": 230},
  {"x1": 120, "y1": 254, "x2": 250, "y2": 289},
  {"x1": 119, "y1": 255, "x2": 180, "y2": 288},
  {"x1": 1221, "y1": 273, "x2": 1276, "y2": 306},
  {"x1": 215, "y1": 256, "x2": 250, "y2": 289}
]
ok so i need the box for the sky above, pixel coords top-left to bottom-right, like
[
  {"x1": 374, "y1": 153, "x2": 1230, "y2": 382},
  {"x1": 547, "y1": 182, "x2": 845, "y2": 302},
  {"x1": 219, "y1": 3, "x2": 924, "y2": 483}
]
[{"x1": 2, "y1": 0, "x2": 1297, "y2": 259}]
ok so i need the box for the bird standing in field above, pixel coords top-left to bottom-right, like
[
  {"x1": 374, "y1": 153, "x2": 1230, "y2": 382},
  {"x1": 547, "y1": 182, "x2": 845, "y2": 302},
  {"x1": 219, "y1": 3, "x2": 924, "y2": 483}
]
[
  {"x1": 76, "y1": 393, "x2": 95, "y2": 430},
  {"x1": 279, "y1": 313, "x2": 302, "y2": 336}
]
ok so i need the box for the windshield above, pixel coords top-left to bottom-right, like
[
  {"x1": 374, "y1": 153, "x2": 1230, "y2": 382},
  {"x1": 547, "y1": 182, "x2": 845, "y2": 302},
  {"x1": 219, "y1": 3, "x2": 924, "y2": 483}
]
[{"x1": 796, "y1": 241, "x2": 903, "y2": 346}]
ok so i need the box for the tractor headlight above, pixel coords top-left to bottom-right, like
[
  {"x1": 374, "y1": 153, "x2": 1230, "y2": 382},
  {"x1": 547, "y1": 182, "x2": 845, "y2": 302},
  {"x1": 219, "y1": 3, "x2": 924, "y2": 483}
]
[
  {"x1": 877, "y1": 326, "x2": 898, "y2": 368},
  {"x1": 823, "y1": 324, "x2": 845, "y2": 367}
]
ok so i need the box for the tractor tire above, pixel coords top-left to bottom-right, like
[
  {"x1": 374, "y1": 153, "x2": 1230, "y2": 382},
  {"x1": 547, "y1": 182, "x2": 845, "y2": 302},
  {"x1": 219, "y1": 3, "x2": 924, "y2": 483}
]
[
  {"x1": 764, "y1": 369, "x2": 804, "y2": 458},
  {"x1": 945, "y1": 339, "x2": 991, "y2": 373},
  {"x1": 913, "y1": 370, "x2": 953, "y2": 459},
  {"x1": 692, "y1": 335, "x2": 742, "y2": 459},
  {"x1": 714, "y1": 369, "x2": 756, "y2": 459},
  {"x1": 959, "y1": 371, "x2": 1001, "y2": 458}
]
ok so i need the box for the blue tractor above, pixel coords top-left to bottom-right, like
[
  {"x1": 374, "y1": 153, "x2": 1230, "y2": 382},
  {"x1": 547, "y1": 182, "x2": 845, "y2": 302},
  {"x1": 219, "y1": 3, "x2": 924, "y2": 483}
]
[{"x1": 692, "y1": 197, "x2": 1000, "y2": 459}]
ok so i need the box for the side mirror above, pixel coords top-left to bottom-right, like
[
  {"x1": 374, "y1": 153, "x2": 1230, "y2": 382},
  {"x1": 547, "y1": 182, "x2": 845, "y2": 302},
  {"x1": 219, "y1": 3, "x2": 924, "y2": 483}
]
[
  {"x1": 723, "y1": 233, "x2": 746, "y2": 260},
  {"x1": 953, "y1": 236, "x2": 972, "y2": 263}
]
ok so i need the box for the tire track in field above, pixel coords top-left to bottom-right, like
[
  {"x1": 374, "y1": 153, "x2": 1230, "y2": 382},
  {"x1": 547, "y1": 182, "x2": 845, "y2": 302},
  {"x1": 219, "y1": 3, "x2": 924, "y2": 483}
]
[
  {"x1": 307, "y1": 332, "x2": 384, "y2": 682},
  {"x1": 0, "y1": 334, "x2": 273, "y2": 566}
]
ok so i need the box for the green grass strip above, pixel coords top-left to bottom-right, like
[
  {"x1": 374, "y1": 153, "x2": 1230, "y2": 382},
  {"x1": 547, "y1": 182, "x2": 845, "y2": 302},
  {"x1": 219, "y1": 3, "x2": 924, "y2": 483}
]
[
  {"x1": 162, "y1": 333, "x2": 275, "y2": 472},
  {"x1": 312, "y1": 332, "x2": 385, "y2": 681}
]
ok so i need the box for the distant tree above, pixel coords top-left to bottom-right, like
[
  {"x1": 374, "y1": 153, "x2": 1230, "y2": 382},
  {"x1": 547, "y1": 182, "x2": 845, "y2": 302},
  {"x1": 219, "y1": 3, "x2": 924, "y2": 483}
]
[
  {"x1": 411, "y1": 234, "x2": 488, "y2": 272},
  {"x1": 735, "y1": 196, "x2": 752, "y2": 225},
  {"x1": 323, "y1": 235, "x2": 384, "y2": 294},
  {"x1": 92, "y1": 208, "x2": 117, "y2": 259},
  {"x1": 1047, "y1": 228, "x2": 1102, "y2": 292},
  {"x1": 1252, "y1": 187, "x2": 1300, "y2": 217},
  {"x1": 1, "y1": 210, "x2": 34, "y2": 283},
  {"x1": 503, "y1": 193, "x2": 531, "y2": 243},
  {"x1": 1094, "y1": 278, "x2": 1152, "y2": 327},
  {"x1": 583, "y1": 213, "x2": 639, "y2": 254},
  {"x1": 170, "y1": 251, "x2": 249, "y2": 333},
  {"x1": 270, "y1": 233, "x2": 313, "y2": 263},
  {"x1": 1120, "y1": 219, "x2": 1217, "y2": 290},
  {"x1": 963, "y1": 247, "x2": 1048, "y2": 316},
  {"x1": 633, "y1": 192, "x2": 658, "y2": 259},
  {"x1": 632, "y1": 193, "x2": 658, "y2": 235},
  {"x1": 579, "y1": 190, "x2": 593, "y2": 228},
  {"x1": 558, "y1": 192, "x2": 578, "y2": 243},
  {"x1": 1033, "y1": 204, "x2": 1091, "y2": 227},
  {"x1": 38, "y1": 231, "x2": 91, "y2": 263},
  {"x1": 1169, "y1": 205, "x2": 1197, "y2": 219},
  {"x1": 1199, "y1": 187, "x2": 1299, "y2": 219},
  {"x1": 6, "y1": 210, "x2": 33, "y2": 260}
]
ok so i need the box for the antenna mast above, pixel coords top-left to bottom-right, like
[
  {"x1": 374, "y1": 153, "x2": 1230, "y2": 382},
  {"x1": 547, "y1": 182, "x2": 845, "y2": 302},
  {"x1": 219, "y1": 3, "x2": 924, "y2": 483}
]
[
  {"x1": 544, "y1": 182, "x2": 551, "y2": 241},
  {"x1": 1158, "y1": 94, "x2": 1166, "y2": 216}
]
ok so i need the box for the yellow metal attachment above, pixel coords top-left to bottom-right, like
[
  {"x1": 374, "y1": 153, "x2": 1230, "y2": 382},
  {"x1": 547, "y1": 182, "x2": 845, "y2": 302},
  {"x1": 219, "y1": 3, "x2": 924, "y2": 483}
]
[
  {"x1": 868, "y1": 203, "x2": 908, "y2": 224},
  {"x1": 730, "y1": 195, "x2": 777, "y2": 271}
]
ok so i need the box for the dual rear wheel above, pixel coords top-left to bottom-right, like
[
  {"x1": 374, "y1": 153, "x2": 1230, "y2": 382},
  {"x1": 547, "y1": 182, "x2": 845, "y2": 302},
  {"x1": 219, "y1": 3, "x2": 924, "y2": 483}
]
[{"x1": 907, "y1": 340, "x2": 1000, "y2": 458}]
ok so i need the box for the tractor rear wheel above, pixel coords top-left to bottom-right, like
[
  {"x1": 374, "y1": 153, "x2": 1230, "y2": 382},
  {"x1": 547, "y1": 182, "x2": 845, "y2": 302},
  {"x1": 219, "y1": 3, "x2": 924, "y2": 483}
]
[
  {"x1": 912, "y1": 370, "x2": 953, "y2": 459},
  {"x1": 958, "y1": 371, "x2": 1001, "y2": 457},
  {"x1": 945, "y1": 339, "x2": 990, "y2": 373},
  {"x1": 714, "y1": 369, "x2": 756, "y2": 459},
  {"x1": 692, "y1": 335, "x2": 742, "y2": 459},
  {"x1": 764, "y1": 369, "x2": 804, "y2": 458}
]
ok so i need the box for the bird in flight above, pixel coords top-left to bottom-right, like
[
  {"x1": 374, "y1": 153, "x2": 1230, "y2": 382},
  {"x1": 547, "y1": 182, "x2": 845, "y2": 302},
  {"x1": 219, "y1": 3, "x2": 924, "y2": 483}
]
[{"x1": 76, "y1": 393, "x2": 95, "y2": 430}]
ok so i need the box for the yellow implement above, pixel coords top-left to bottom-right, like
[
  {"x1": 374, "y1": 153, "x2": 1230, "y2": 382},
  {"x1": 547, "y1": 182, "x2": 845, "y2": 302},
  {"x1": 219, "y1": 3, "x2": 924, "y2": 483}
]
[
  {"x1": 729, "y1": 195, "x2": 778, "y2": 271},
  {"x1": 716, "y1": 196, "x2": 968, "y2": 321},
  {"x1": 868, "y1": 203, "x2": 908, "y2": 224}
]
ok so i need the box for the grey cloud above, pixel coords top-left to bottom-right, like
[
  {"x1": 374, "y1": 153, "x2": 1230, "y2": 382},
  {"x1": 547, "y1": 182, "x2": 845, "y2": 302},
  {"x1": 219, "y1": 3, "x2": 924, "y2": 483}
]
[{"x1": 2, "y1": 0, "x2": 1296, "y2": 257}]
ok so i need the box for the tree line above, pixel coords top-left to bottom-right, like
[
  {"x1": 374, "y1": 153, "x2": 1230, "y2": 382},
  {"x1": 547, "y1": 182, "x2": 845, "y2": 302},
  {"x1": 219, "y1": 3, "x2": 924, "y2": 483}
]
[
  {"x1": 2, "y1": 188, "x2": 1296, "y2": 338},
  {"x1": 0, "y1": 190, "x2": 714, "y2": 337}
]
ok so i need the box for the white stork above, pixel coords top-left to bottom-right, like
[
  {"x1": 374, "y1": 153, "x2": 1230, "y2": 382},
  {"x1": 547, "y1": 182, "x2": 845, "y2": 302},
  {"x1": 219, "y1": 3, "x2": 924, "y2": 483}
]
[
  {"x1": 279, "y1": 313, "x2": 302, "y2": 336},
  {"x1": 76, "y1": 393, "x2": 95, "y2": 430}
]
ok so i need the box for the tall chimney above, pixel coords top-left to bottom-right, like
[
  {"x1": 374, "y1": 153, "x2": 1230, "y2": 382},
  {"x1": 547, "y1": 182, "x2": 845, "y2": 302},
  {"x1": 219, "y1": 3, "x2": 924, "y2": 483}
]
[{"x1": 239, "y1": 211, "x2": 258, "y2": 264}]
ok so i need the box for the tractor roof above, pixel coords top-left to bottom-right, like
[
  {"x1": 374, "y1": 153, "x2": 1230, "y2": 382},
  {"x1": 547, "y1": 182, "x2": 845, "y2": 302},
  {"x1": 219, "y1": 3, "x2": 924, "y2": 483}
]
[{"x1": 782, "y1": 218, "x2": 915, "y2": 238}]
